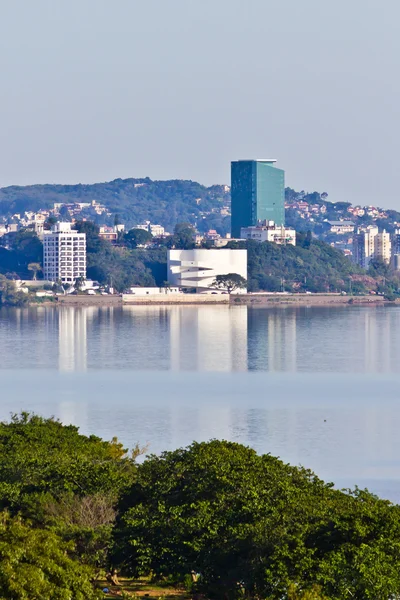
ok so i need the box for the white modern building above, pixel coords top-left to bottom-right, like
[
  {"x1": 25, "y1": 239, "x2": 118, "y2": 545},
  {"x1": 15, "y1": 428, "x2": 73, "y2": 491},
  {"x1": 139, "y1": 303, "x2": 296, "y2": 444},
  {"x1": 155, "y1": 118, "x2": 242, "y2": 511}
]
[
  {"x1": 43, "y1": 222, "x2": 86, "y2": 284},
  {"x1": 240, "y1": 221, "x2": 296, "y2": 245},
  {"x1": 168, "y1": 249, "x2": 247, "y2": 293}
]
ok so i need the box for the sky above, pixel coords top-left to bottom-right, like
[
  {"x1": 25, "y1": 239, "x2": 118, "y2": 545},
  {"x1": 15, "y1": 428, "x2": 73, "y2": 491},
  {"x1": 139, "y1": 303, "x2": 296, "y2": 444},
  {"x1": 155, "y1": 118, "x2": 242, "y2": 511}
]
[{"x1": 1, "y1": 0, "x2": 400, "y2": 208}]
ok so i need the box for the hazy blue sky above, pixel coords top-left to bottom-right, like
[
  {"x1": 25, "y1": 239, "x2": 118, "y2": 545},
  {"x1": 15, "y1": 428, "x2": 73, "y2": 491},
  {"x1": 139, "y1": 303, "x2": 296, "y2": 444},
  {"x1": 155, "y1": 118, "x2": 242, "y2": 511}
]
[{"x1": 1, "y1": 0, "x2": 400, "y2": 207}]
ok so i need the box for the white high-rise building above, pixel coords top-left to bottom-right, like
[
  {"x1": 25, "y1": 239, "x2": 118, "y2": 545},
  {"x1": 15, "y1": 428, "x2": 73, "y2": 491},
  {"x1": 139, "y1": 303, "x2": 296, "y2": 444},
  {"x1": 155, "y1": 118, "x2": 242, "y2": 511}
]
[
  {"x1": 43, "y1": 222, "x2": 86, "y2": 284},
  {"x1": 352, "y1": 226, "x2": 378, "y2": 268},
  {"x1": 353, "y1": 226, "x2": 392, "y2": 267},
  {"x1": 374, "y1": 230, "x2": 391, "y2": 264}
]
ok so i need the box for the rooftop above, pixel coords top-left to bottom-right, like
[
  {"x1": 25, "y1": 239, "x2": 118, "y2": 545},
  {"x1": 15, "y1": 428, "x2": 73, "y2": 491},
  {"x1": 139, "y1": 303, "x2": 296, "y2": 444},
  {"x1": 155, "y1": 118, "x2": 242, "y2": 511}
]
[
  {"x1": 327, "y1": 221, "x2": 355, "y2": 226},
  {"x1": 235, "y1": 159, "x2": 277, "y2": 163}
]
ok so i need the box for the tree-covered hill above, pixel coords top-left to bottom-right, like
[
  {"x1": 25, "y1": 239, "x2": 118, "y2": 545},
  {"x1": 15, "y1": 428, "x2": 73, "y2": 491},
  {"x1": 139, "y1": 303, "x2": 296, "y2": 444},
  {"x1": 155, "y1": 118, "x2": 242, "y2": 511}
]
[
  {"x1": 0, "y1": 178, "x2": 231, "y2": 232},
  {"x1": 1, "y1": 223, "x2": 397, "y2": 296},
  {"x1": 228, "y1": 234, "x2": 393, "y2": 294}
]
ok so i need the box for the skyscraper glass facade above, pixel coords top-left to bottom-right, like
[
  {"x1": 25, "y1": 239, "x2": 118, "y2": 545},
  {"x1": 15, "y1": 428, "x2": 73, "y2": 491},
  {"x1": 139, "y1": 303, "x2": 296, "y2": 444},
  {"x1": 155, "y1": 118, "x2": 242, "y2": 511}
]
[{"x1": 231, "y1": 160, "x2": 285, "y2": 238}]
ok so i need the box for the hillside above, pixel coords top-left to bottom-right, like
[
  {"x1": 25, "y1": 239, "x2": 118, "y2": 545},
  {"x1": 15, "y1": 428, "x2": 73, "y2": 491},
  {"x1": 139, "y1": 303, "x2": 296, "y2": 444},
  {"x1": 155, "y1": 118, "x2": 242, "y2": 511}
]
[
  {"x1": 228, "y1": 234, "x2": 397, "y2": 296},
  {"x1": 0, "y1": 178, "x2": 231, "y2": 233},
  {"x1": 2, "y1": 178, "x2": 400, "y2": 244},
  {"x1": 2, "y1": 223, "x2": 396, "y2": 297}
]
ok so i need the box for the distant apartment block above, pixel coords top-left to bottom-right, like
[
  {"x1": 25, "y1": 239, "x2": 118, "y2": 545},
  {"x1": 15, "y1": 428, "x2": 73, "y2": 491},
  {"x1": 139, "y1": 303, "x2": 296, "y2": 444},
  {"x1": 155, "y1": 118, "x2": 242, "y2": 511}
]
[
  {"x1": 167, "y1": 249, "x2": 247, "y2": 293},
  {"x1": 352, "y1": 227, "x2": 378, "y2": 268},
  {"x1": 99, "y1": 226, "x2": 118, "y2": 243},
  {"x1": 43, "y1": 222, "x2": 86, "y2": 284},
  {"x1": 374, "y1": 231, "x2": 391, "y2": 264},
  {"x1": 231, "y1": 159, "x2": 285, "y2": 238},
  {"x1": 241, "y1": 221, "x2": 296, "y2": 245},
  {"x1": 352, "y1": 226, "x2": 391, "y2": 267}
]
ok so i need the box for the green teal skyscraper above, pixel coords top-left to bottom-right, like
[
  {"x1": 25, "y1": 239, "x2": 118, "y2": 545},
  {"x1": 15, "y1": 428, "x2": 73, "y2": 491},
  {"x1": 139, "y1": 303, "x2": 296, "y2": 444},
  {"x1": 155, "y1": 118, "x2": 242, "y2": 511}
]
[{"x1": 231, "y1": 159, "x2": 285, "y2": 238}]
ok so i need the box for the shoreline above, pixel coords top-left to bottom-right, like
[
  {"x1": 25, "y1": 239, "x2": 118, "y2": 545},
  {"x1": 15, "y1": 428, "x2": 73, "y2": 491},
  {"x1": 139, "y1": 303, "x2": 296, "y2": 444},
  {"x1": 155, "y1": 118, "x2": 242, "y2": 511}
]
[{"x1": 26, "y1": 293, "x2": 392, "y2": 307}]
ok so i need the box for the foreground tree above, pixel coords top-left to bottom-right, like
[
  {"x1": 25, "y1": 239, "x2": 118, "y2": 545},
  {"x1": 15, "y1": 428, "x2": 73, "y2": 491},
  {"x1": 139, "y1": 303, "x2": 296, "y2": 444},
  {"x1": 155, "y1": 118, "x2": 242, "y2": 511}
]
[
  {"x1": 211, "y1": 272, "x2": 247, "y2": 293},
  {"x1": 114, "y1": 441, "x2": 332, "y2": 598},
  {"x1": 0, "y1": 413, "x2": 138, "y2": 572},
  {"x1": 0, "y1": 513, "x2": 101, "y2": 599},
  {"x1": 114, "y1": 440, "x2": 400, "y2": 600}
]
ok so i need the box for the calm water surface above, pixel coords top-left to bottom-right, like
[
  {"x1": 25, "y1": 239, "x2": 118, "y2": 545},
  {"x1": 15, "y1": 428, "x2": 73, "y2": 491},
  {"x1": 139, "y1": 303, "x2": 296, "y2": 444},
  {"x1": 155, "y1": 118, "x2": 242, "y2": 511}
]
[{"x1": 1, "y1": 304, "x2": 400, "y2": 501}]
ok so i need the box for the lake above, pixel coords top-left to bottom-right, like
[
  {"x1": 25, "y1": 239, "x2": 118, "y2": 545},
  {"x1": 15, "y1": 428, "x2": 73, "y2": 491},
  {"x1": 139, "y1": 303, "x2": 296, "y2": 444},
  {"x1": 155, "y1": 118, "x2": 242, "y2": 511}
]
[{"x1": 1, "y1": 303, "x2": 400, "y2": 501}]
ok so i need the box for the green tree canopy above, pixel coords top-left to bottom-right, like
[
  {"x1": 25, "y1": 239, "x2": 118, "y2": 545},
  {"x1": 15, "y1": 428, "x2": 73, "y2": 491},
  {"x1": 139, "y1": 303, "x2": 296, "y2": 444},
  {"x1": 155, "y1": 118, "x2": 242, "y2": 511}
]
[
  {"x1": 0, "y1": 512, "x2": 101, "y2": 599},
  {"x1": 0, "y1": 276, "x2": 28, "y2": 307},
  {"x1": 0, "y1": 413, "x2": 136, "y2": 514},
  {"x1": 227, "y1": 239, "x2": 366, "y2": 293},
  {"x1": 114, "y1": 440, "x2": 400, "y2": 600},
  {"x1": 212, "y1": 273, "x2": 247, "y2": 293},
  {"x1": 27, "y1": 262, "x2": 42, "y2": 280},
  {"x1": 169, "y1": 223, "x2": 195, "y2": 249},
  {"x1": 124, "y1": 228, "x2": 153, "y2": 249},
  {"x1": 2, "y1": 229, "x2": 43, "y2": 263},
  {"x1": 0, "y1": 413, "x2": 139, "y2": 574}
]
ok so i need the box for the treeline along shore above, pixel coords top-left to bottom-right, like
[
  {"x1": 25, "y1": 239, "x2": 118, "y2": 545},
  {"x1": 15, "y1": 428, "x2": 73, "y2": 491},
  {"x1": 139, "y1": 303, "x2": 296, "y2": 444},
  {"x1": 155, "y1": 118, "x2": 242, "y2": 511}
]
[{"x1": 1, "y1": 413, "x2": 400, "y2": 599}]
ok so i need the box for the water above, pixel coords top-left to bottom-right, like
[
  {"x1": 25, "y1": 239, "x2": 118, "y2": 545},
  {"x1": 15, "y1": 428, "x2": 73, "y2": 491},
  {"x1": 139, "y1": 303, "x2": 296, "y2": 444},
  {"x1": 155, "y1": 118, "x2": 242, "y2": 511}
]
[{"x1": 1, "y1": 304, "x2": 400, "y2": 501}]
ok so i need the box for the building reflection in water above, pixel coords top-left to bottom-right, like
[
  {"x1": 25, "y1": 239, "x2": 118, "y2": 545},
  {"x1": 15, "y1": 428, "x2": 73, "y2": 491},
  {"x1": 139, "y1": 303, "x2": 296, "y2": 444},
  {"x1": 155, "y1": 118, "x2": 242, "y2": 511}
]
[
  {"x1": 0, "y1": 303, "x2": 395, "y2": 373},
  {"x1": 169, "y1": 305, "x2": 248, "y2": 371},
  {"x1": 247, "y1": 308, "x2": 297, "y2": 372},
  {"x1": 58, "y1": 307, "x2": 92, "y2": 371}
]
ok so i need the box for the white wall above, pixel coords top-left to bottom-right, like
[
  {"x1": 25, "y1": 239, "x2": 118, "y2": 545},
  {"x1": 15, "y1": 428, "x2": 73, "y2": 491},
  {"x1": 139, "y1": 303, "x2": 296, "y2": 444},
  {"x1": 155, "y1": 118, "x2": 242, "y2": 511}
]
[
  {"x1": 127, "y1": 287, "x2": 181, "y2": 296},
  {"x1": 168, "y1": 249, "x2": 247, "y2": 293}
]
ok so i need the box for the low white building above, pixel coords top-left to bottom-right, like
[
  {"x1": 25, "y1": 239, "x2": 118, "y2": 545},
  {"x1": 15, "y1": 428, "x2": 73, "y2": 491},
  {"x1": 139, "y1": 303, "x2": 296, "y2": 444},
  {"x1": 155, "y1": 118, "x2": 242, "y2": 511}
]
[
  {"x1": 240, "y1": 221, "x2": 296, "y2": 245},
  {"x1": 168, "y1": 249, "x2": 247, "y2": 293},
  {"x1": 134, "y1": 221, "x2": 165, "y2": 237},
  {"x1": 127, "y1": 286, "x2": 181, "y2": 296},
  {"x1": 327, "y1": 221, "x2": 355, "y2": 234}
]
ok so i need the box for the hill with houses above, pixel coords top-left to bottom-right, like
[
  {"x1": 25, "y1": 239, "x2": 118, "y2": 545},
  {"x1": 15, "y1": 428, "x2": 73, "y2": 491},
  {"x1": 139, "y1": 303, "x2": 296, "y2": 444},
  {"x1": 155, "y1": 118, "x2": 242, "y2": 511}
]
[{"x1": 1, "y1": 178, "x2": 400, "y2": 243}]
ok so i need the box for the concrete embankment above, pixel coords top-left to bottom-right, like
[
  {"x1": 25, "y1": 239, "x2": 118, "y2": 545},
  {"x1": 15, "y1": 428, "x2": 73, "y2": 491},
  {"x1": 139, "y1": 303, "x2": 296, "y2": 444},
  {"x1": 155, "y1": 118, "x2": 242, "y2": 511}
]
[
  {"x1": 121, "y1": 293, "x2": 229, "y2": 305},
  {"x1": 56, "y1": 295, "x2": 123, "y2": 306},
  {"x1": 56, "y1": 293, "x2": 229, "y2": 306},
  {"x1": 54, "y1": 293, "x2": 389, "y2": 307},
  {"x1": 232, "y1": 294, "x2": 387, "y2": 306}
]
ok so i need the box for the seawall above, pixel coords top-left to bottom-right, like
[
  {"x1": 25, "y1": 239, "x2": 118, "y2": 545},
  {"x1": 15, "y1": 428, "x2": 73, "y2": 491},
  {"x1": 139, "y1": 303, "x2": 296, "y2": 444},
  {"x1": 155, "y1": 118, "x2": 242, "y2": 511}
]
[
  {"x1": 53, "y1": 293, "x2": 388, "y2": 307},
  {"x1": 57, "y1": 295, "x2": 123, "y2": 305},
  {"x1": 232, "y1": 294, "x2": 386, "y2": 306},
  {"x1": 122, "y1": 293, "x2": 229, "y2": 304}
]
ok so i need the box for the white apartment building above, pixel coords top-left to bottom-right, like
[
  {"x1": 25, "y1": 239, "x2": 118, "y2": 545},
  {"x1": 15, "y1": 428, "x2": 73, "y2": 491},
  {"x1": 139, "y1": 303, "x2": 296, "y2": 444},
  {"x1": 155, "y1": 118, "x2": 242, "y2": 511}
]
[
  {"x1": 168, "y1": 249, "x2": 247, "y2": 293},
  {"x1": 43, "y1": 222, "x2": 86, "y2": 284},
  {"x1": 352, "y1": 226, "x2": 378, "y2": 268},
  {"x1": 375, "y1": 230, "x2": 391, "y2": 264},
  {"x1": 240, "y1": 221, "x2": 296, "y2": 245},
  {"x1": 352, "y1": 226, "x2": 392, "y2": 267},
  {"x1": 135, "y1": 221, "x2": 165, "y2": 237}
]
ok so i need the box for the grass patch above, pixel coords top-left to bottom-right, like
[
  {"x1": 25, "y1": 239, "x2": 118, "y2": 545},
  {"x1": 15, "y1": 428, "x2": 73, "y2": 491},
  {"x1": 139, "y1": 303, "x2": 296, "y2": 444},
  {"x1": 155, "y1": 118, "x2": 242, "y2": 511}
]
[{"x1": 97, "y1": 577, "x2": 191, "y2": 599}]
